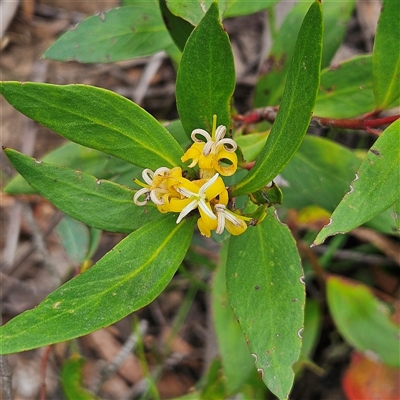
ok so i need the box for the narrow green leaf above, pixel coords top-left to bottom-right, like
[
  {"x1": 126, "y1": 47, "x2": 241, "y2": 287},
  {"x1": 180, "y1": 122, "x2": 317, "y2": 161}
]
[
  {"x1": 4, "y1": 142, "x2": 110, "y2": 195},
  {"x1": 43, "y1": 6, "x2": 173, "y2": 63},
  {"x1": 320, "y1": 0, "x2": 355, "y2": 68},
  {"x1": 61, "y1": 357, "x2": 98, "y2": 400},
  {"x1": 227, "y1": 211, "x2": 305, "y2": 399},
  {"x1": 373, "y1": 0, "x2": 400, "y2": 110},
  {"x1": 86, "y1": 228, "x2": 102, "y2": 261},
  {"x1": 314, "y1": 120, "x2": 400, "y2": 245},
  {"x1": 166, "y1": 0, "x2": 226, "y2": 25},
  {"x1": 327, "y1": 276, "x2": 400, "y2": 367},
  {"x1": 3, "y1": 142, "x2": 142, "y2": 195},
  {"x1": 314, "y1": 55, "x2": 375, "y2": 119},
  {"x1": 233, "y1": 2, "x2": 323, "y2": 196},
  {"x1": 254, "y1": 0, "x2": 353, "y2": 107},
  {"x1": 0, "y1": 215, "x2": 195, "y2": 354},
  {"x1": 235, "y1": 132, "x2": 268, "y2": 162},
  {"x1": 56, "y1": 215, "x2": 90, "y2": 266},
  {"x1": 393, "y1": 199, "x2": 400, "y2": 232},
  {"x1": 299, "y1": 299, "x2": 322, "y2": 361},
  {"x1": 0, "y1": 82, "x2": 183, "y2": 170},
  {"x1": 159, "y1": 0, "x2": 193, "y2": 52},
  {"x1": 176, "y1": 2, "x2": 235, "y2": 135},
  {"x1": 4, "y1": 148, "x2": 159, "y2": 233},
  {"x1": 224, "y1": 0, "x2": 279, "y2": 18},
  {"x1": 212, "y1": 241, "x2": 255, "y2": 394},
  {"x1": 280, "y1": 136, "x2": 361, "y2": 212}
]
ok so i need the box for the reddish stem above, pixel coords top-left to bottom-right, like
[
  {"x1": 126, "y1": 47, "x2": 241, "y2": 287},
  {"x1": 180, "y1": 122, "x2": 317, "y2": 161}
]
[
  {"x1": 315, "y1": 114, "x2": 399, "y2": 131},
  {"x1": 40, "y1": 346, "x2": 52, "y2": 400},
  {"x1": 235, "y1": 108, "x2": 399, "y2": 133}
]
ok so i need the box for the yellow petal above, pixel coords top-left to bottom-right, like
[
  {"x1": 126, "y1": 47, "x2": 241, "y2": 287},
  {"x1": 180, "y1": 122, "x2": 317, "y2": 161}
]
[
  {"x1": 167, "y1": 197, "x2": 194, "y2": 213},
  {"x1": 197, "y1": 153, "x2": 214, "y2": 169},
  {"x1": 217, "y1": 188, "x2": 229, "y2": 206},
  {"x1": 181, "y1": 143, "x2": 204, "y2": 167},
  {"x1": 197, "y1": 206, "x2": 218, "y2": 237},
  {"x1": 204, "y1": 176, "x2": 226, "y2": 200},
  {"x1": 225, "y1": 219, "x2": 247, "y2": 235},
  {"x1": 214, "y1": 149, "x2": 238, "y2": 176}
]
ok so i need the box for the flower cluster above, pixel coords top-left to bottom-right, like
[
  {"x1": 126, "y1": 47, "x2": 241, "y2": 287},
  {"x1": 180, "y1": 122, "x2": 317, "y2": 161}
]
[{"x1": 134, "y1": 116, "x2": 249, "y2": 237}]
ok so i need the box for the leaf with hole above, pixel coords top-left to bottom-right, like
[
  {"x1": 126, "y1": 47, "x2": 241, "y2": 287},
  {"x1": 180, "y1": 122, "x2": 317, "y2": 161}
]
[{"x1": 314, "y1": 120, "x2": 400, "y2": 245}]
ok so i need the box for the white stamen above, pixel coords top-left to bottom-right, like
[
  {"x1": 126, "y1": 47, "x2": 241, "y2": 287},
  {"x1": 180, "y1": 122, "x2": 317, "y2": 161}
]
[
  {"x1": 176, "y1": 199, "x2": 198, "y2": 223},
  {"x1": 134, "y1": 188, "x2": 150, "y2": 206},
  {"x1": 215, "y1": 204, "x2": 242, "y2": 234},
  {"x1": 215, "y1": 125, "x2": 226, "y2": 141},
  {"x1": 216, "y1": 138, "x2": 237, "y2": 152},
  {"x1": 191, "y1": 128, "x2": 212, "y2": 143},
  {"x1": 175, "y1": 173, "x2": 220, "y2": 224},
  {"x1": 142, "y1": 168, "x2": 155, "y2": 185}
]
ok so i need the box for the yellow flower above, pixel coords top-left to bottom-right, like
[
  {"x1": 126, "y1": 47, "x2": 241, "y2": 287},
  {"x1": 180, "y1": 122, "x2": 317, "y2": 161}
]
[
  {"x1": 167, "y1": 173, "x2": 228, "y2": 236},
  {"x1": 214, "y1": 204, "x2": 249, "y2": 236},
  {"x1": 181, "y1": 115, "x2": 238, "y2": 177},
  {"x1": 133, "y1": 167, "x2": 182, "y2": 208}
]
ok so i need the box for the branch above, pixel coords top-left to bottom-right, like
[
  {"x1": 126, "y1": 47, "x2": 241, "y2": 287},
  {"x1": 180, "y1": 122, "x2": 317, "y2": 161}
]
[{"x1": 234, "y1": 107, "x2": 399, "y2": 134}]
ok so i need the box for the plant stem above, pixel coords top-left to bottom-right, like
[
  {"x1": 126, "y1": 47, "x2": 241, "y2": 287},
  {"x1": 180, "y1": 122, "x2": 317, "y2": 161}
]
[{"x1": 235, "y1": 108, "x2": 399, "y2": 133}]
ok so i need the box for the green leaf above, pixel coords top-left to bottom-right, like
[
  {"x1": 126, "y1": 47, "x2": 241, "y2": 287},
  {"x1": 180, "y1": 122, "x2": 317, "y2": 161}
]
[
  {"x1": 0, "y1": 214, "x2": 195, "y2": 354},
  {"x1": 61, "y1": 357, "x2": 98, "y2": 400},
  {"x1": 314, "y1": 120, "x2": 400, "y2": 245},
  {"x1": 300, "y1": 299, "x2": 322, "y2": 361},
  {"x1": 4, "y1": 142, "x2": 134, "y2": 195},
  {"x1": 43, "y1": 5, "x2": 173, "y2": 63},
  {"x1": 320, "y1": 0, "x2": 355, "y2": 68},
  {"x1": 314, "y1": 55, "x2": 375, "y2": 119},
  {"x1": 159, "y1": 0, "x2": 193, "y2": 51},
  {"x1": 224, "y1": 0, "x2": 279, "y2": 18},
  {"x1": 166, "y1": 0, "x2": 225, "y2": 25},
  {"x1": 372, "y1": 0, "x2": 400, "y2": 110},
  {"x1": 227, "y1": 211, "x2": 305, "y2": 399},
  {"x1": 212, "y1": 241, "x2": 255, "y2": 395},
  {"x1": 254, "y1": 0, "x2": 353, "y2": 107},
  {"x1": 164, "y1": 119, "x2": 191, "y2": 149},
  {"x1": 235, "y1": 131, "x2": 268, "y2": 162},
  {"x1": 0, "y1": 82, "x2": 183, "y2": 170},
  {"x1": 176, "y1": 2, "x2": 235, "y2": 135},
  {"x1": 393, "y1": 199, "x2": 400, "y2": 232},
  {"x1": 280, "y1": 136, "x2": 361, "y2": 212},
  {"x1": 86, "y1": 228, "x2": 102, "y2": 261},
  {"x1": 56, "y1": 215, "x2": 90, "y2": 266},
  {"x1": 4, "y1": 148, "x2": 159, "y2": 233},
  {"x1": 327, "y1": 276, "x2": 400, "y2": 367},
  {"x1": 232, "y1": 2, "x2": 323, "y2": 196}
]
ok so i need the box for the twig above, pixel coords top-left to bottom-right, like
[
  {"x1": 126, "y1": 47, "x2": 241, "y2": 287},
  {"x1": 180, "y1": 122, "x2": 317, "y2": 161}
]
[
  {"x1": 351, "y1": 227, "x2": 400, "y2": 266},
  {"x1": 2, "y1": 209, "x2": 63, "y2": 300},
  {"x1": 39, "y1": 346, "x2": 53, "y2": 400},
  {"x1": 2, "y1": 202, "x2": 23, "y2": 271},
  {"x1": 0, "y1": 355, "x2": 13, "y2": 400},
  {"x1": 21, "y1": 203, "x2": 61, "y2": 286},
  {"x1": 93, "y1": 320, "x2": 148, "y2": 395},
  {"x1": 311, "y1": 246, "x2": 398, "y2": 267},
  {"x1": 234, "y1": 107, "x2": 399, "y2": 133},
  {"x1": 132, "y1": 52, "x2": 166, "y2": 106}
]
